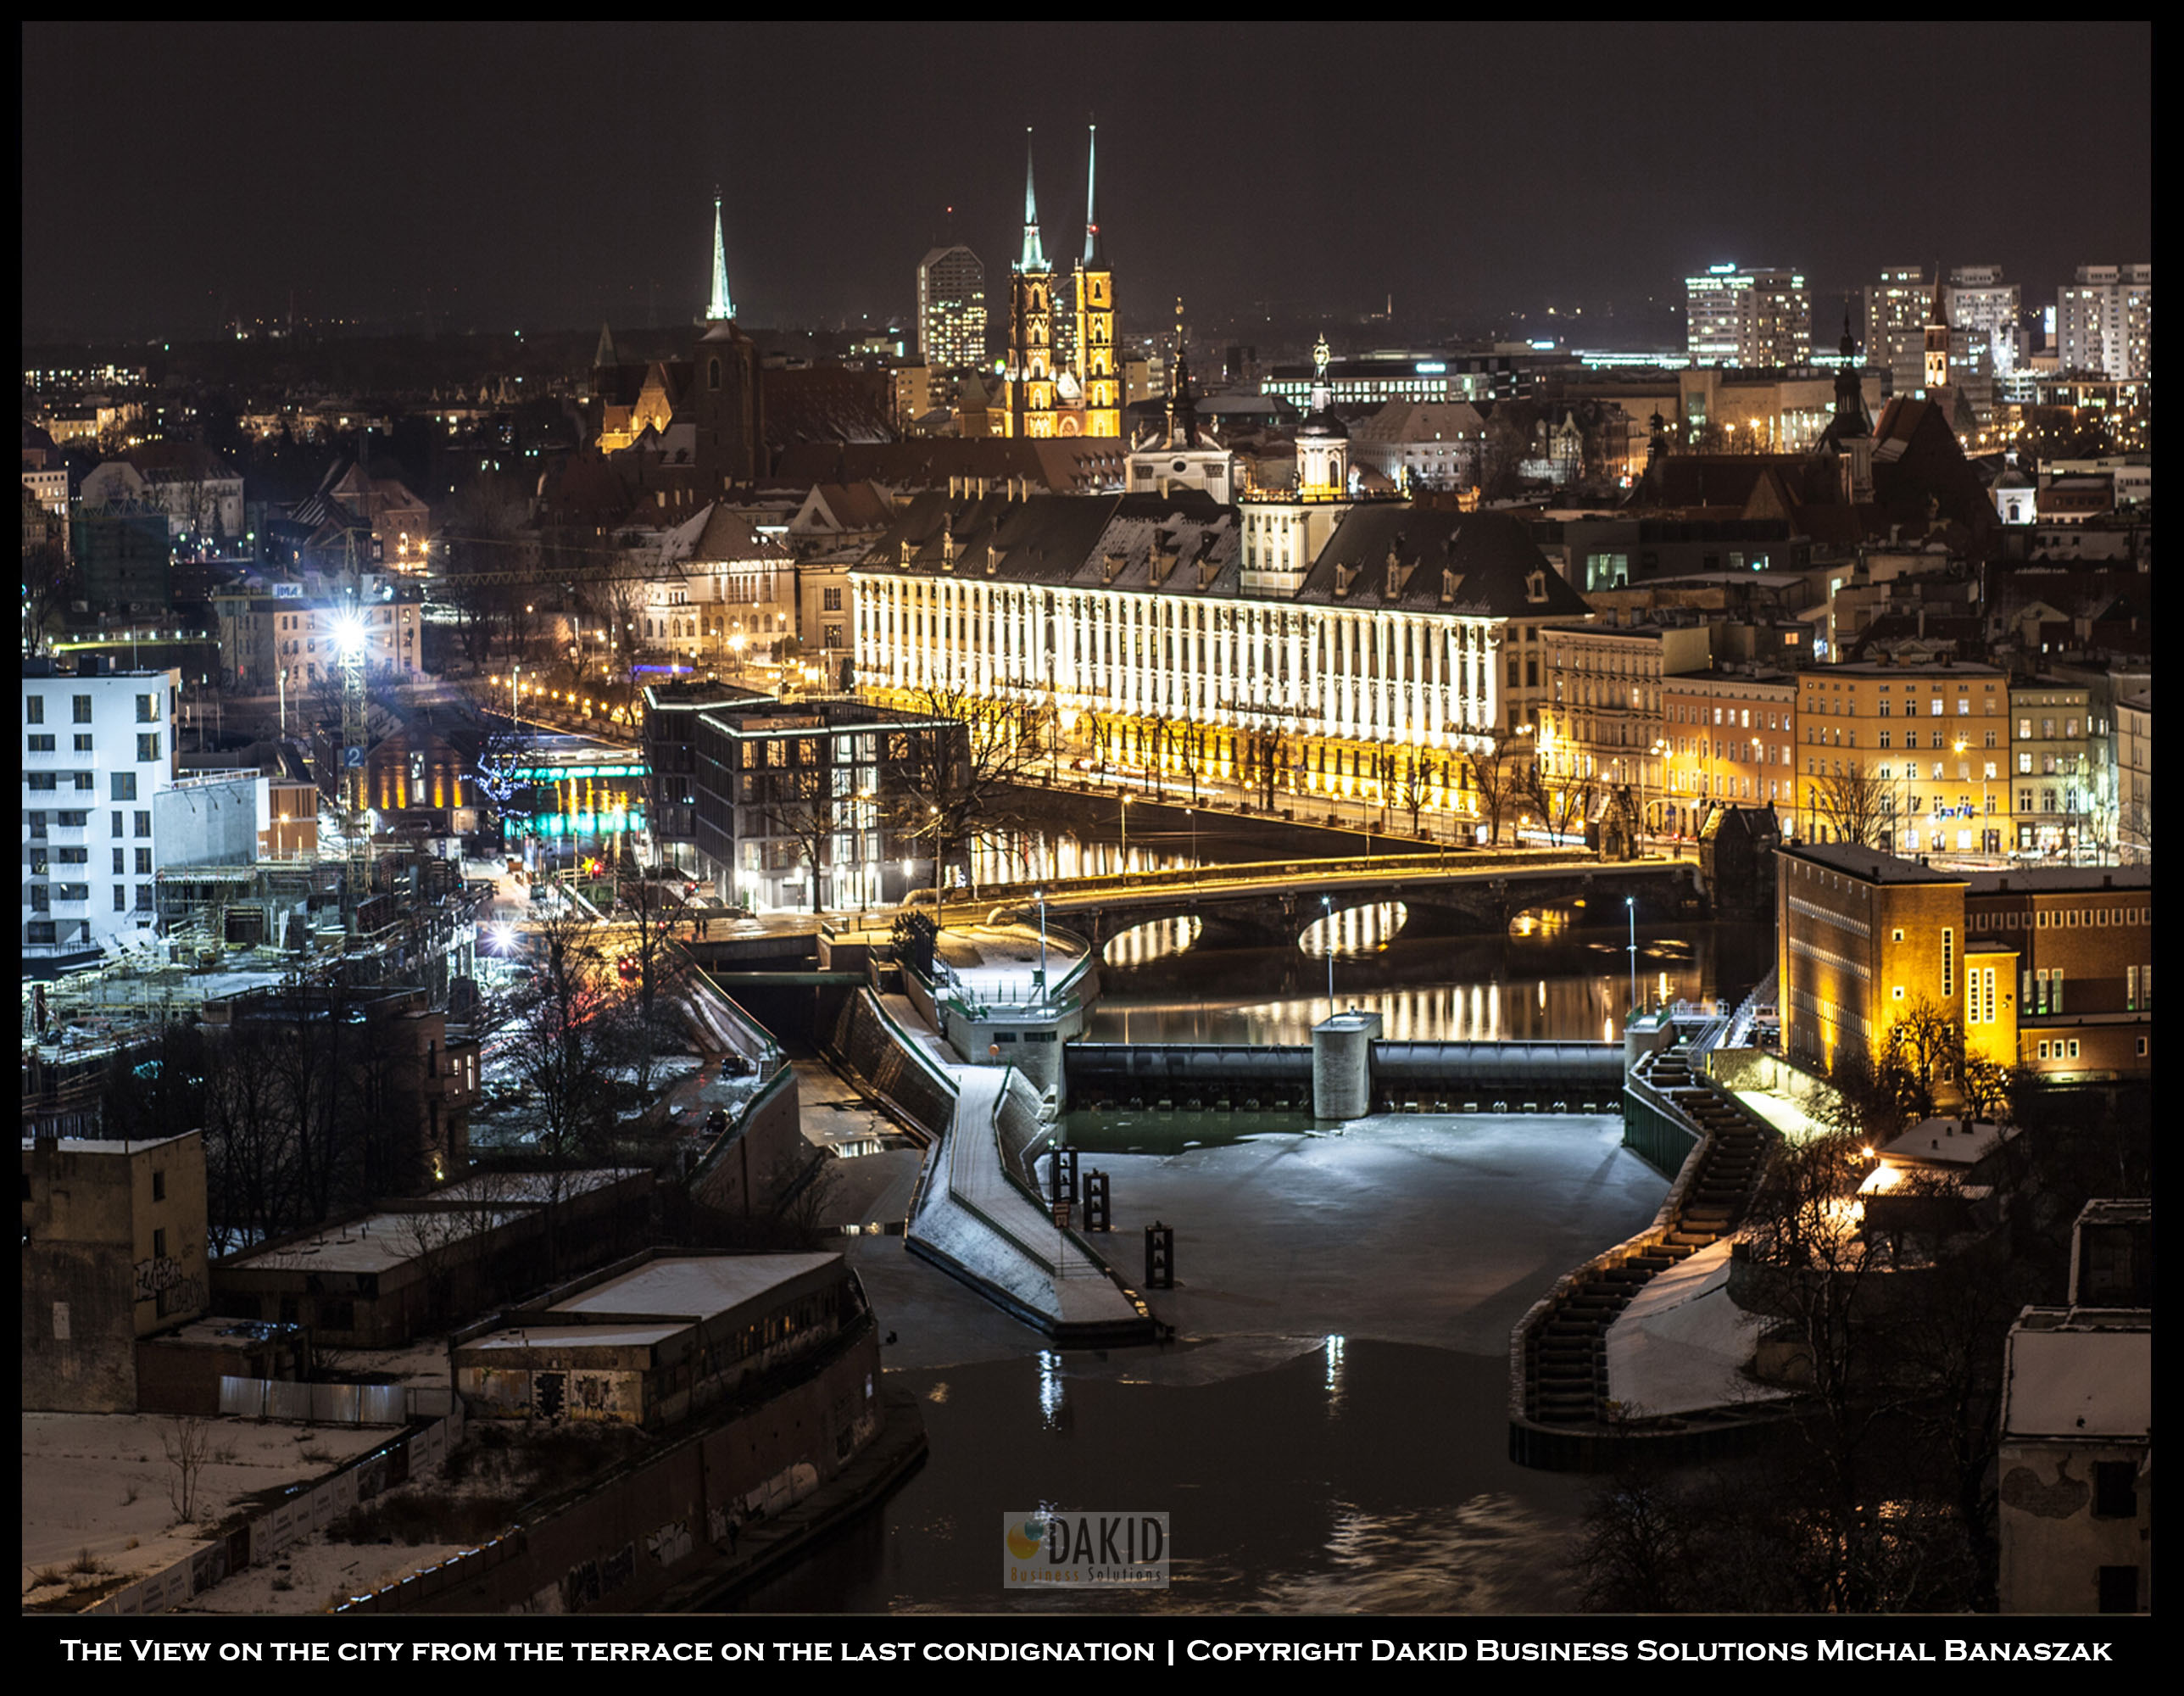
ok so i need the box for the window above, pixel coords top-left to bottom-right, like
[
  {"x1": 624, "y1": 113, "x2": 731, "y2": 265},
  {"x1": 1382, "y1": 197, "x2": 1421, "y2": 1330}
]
[
  {"x1": 111, "y1": 772, "x2": 136, "y2": 802},
  {"x1": 73, "y1": 734, "x2": 92, "y2": 752},
  {"x1": 1942, "y1": 929, "x2": 1953, "y2": 998},
  {"x1": 136, "y1": 694, "x2": 157, "y2": 723},
  {"x1": 136, "y1": 734, "x2": 160, "y2": 763},
  {"x1": 135, "y1": 848, "x2": 152, "y2": 875},
  {"x1": 134, "y1": 811, "x2": 150, "y2": 838},
  {"x1": 1892, "y1": 985, "x2": 1905, "y2": 1001},
  {"x1": 822, "y1": 587, "x2": 844, "y2": 611},
  {"x1": 28, "y1": 734, "x2": 53, "y2": 752},
  {"x1": 2098, "y1": 1566, "x2": 2141, "y2": 1614},
  {"x1": 26, "y1": 773, "x2": 56, "y2": 791},
  {"x1": 25, "y1": 696, "x2": 42, "y2": 724},
  {"x1": 112, "y1": 848, "x2": 125, "y2": 874},
  {"x1": 135, "y1": 884, "x2": 153, "y2": 912},
  {"x1": 1930, "y1": 699, "x2": 1943, "y2": 717},
  {"x1": 152, "y1": 1170, "x2": 165, "y2": 1202},
  {"x1": 110, "y1": 811, "x2": 123, "y2": 837},
  {"x1": 72, "y1": 695, "x2": 91, "y2": 723}
]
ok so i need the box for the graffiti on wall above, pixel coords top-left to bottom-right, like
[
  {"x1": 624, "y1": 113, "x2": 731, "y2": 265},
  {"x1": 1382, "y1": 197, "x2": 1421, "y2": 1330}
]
[
  {"x1": 134, "y1": 1255, "x2": 205, "y2": 1313},
  {"x1": 646, "y1": 1519, "x2": 692, "y2": 1566}
]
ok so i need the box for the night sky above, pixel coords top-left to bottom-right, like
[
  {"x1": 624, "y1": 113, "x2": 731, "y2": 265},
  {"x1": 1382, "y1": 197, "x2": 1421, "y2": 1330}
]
[{"x1": 21, "y1": 23, "x2": 2152, "y2": 347}]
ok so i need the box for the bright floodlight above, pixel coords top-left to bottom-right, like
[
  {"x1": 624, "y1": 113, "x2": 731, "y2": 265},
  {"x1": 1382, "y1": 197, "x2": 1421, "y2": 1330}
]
[{"x1": 332, "y1": 613, "x2": 369, "y2": 658}]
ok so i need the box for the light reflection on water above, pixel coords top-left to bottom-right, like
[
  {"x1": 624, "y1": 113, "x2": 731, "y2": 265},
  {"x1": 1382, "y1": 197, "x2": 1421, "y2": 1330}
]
[
  {"x1": 714, "y1": 1341, "x2": 1591, "y2": 1615},
  {"x1": 1089, "y1": 920, "x2": 1773, "y2": 1047}
]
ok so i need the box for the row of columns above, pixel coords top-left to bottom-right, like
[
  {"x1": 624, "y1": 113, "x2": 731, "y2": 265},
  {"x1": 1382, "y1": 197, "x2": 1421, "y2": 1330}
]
[{"x1": 855, "y1": 573, "x2": 1512, "y2": 747}]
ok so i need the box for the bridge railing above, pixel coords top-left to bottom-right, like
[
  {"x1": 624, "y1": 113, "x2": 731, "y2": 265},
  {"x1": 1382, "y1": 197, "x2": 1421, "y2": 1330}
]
[{"x1": 969, "y1": 845, "x2": 1630, "y2": 910}]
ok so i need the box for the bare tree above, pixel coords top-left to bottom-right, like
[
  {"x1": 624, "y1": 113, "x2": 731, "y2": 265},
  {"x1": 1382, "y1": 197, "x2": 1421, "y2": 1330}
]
[
  {"x1": 1808, "y1": 758, "x2": 1893, "y2": 851},
  {"x1": 436, "y1": 471, "x2": 534, "y2": 667},
  {"x1": 1388, "y1": 749, "x2": 1438, "y2": 837},
  {"x1": 617, "y1": 875, "x2": 691, "y2": 1096},
  {"x1": 501, "y1": 901, "x2": 633, "y2": 1264},
  {"x1": 162, "y1": 1416, "x2": 212, "y2": 1526},
  {"x1": 883, "y1": 686, "x2": 1035, "y2": 929},
  {"x1": 1519, "y1": 759, "x2": 1592, "y2": 844},
  {"x1": 1886, "y1": 996, "x2": 1964, "y2": 1120},
  {"x1": 1461, "y1": 729, "x2": 1527, "y2": 845},
  {"x1": 1240, "y1": 726, "x2": 1289, "y2": 812},
  {"x1": 579, "y1": 539, "x2": 655, "y2": 688},
  {"x1": 21, "y1": 539, "x2": 77, "y2": 655},
  {"x1": 759, "y1": 762, "x2": 838, "y2": 916}
]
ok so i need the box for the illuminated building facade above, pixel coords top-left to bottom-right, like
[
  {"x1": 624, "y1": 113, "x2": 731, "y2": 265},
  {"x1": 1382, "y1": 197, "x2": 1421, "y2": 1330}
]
[
  {"x1": 917, "y1": 244, "x2": 987, "y2": 372},
  {"x1": 1794, "y1": 659, "x2": 2011, "y2": 856},
  {"x1": 1775, "y1": 842, "x2": 1980, "y2": 1075},
  {"x1": 1535, "y1": 620, "x2": 1711, "y2": 835},
  {"x1": 1000, "y1": 131, "x2": 1059, "y2": 439},
  {"x1": 1778, "y1": 841, "x2": 2151, "y2": 1082},
  {"x1": 996, "y1": 127, "x2": 1121, "y2": 441},
  {"x1": 1946, "y1": 265, "x2": 2022, "y2": 374},
  {"x1": 851, "y1": 464, "x2": 1592, "y2": 828},
  {"x1": 22, "y1": 659, "x2": 181, "y2": 966},
  {"x1": 1071, "y1": 125, "x2": 1120, "y2": 439},
  {"x1": 1685, "y1": 265, "x2": 1811, "y2": 367},
  {"x1": 1659, "y1": 667, "x2": 1799, "y2": 835},
  {"x1": 2056, "y1": 264, "x2": 2153, "y2": 381},
  {"x1": 1865, "y1": 265, "x2": 1931, "y2": 395}
]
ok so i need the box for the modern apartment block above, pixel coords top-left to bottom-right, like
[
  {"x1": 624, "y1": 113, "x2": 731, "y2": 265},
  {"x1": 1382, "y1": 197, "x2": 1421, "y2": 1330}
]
[
  {"x1": 2056, "y1": 265, "x2": 2152, "y2": 381},
  {"x1": 22, "y1": 657, "x2": 181, "y2": 969}
]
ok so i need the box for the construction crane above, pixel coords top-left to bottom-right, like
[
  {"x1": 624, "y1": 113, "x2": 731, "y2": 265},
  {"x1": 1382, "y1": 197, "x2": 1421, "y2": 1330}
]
[{"x1": 333, "y1": 613, "x2": 372, "y2": 930}]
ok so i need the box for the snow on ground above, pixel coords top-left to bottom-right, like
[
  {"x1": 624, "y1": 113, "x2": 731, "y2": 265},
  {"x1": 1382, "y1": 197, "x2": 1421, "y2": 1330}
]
[
  {"x1": 20, "y1": 1413, "x2": 391, "y2": 1606},
  {"x1": 1603, "y1": 1239, "x2": 1793, "y2": 1417}
]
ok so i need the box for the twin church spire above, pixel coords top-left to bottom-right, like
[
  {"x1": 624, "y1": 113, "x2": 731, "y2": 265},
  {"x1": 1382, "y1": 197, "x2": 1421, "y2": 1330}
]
[{"x1": 1006, "y1": 125, "x2": 1118, "y2": 438}]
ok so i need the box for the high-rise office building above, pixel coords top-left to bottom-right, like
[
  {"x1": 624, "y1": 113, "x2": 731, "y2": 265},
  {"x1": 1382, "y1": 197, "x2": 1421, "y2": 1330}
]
[
  {"x1": 1685, "y1": 265, "x2": 1810, "y2": 366},
  {"x1": 917, "y1": 243, "x2": 987, "y2": 373},
  {"x1": 2058, "y1": 264, "x2": 2153, "y2": 380},
  {"x1": 1865, "y1": 265, "x2": 1931, "y2": 395},
  {"x1": 1947, "y1": 265, "x2": 2022, "y2": 375}
]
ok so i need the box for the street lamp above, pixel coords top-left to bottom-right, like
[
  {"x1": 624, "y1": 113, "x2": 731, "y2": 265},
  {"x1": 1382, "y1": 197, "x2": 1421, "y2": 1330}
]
[
  {"x1": 1323, "y1": 894, "x2": 1334, "y2": 1010},
  {"x1": 930, "y1": 805, "x2": 943, "y2": 923},
  {"x1": 1626, "y1": 895, "x2": 1638, "y2": 1019},
  {"x1": 1034, "y1": 887, "x2": 1049, "y2": 1000},
  {"x1": 1119, "y1": 792, "x2": 1130, "y2": 873},
  {"x1": 1184, "y1": 806, "x2": 1196, "y2": 882}
]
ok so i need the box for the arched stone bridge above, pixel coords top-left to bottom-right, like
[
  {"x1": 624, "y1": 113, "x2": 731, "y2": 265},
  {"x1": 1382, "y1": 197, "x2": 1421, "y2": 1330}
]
[{"x1": 981, "y1": 856, "x2": 1706, "y2": 952}]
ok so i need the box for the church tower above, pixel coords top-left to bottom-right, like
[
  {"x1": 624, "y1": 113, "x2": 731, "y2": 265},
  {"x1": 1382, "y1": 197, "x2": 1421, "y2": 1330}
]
[
  {"x1": 1006, "y1": 130, "x2": 1058, "y2": 439},
  {"x1": 692, "y1": 189, "x2": 761, "y2": 488},
  {"x1": 1924, "y1": 274, "x2": 1952, "y2": 395},
  {"x1": 1073, "y1": 124, "x2": 1120, "y2": 438}
]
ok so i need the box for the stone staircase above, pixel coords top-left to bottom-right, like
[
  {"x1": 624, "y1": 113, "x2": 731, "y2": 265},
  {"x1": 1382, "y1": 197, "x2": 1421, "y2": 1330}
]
[{"x1": 1521, "y1": 1044, "x2": 1770, "y2": 1429}]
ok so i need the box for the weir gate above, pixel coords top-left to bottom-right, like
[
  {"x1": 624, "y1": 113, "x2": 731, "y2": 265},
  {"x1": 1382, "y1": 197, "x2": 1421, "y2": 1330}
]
[{"x1": 1064, "y1": 1038, "x2": 1624, "y2": 1116}]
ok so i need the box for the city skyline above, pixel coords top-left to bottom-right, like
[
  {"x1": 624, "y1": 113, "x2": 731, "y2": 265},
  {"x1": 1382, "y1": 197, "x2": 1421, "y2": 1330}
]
[{"x1": 21, "y1": 22, "x2": 2151, "y2": 345}]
